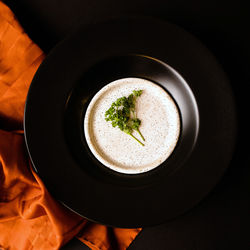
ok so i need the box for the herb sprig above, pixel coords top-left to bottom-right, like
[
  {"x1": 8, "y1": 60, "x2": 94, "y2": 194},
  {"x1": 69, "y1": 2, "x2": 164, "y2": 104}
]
[{"x1": 105, "y1": 90, "x2": 145, "y2": 146}]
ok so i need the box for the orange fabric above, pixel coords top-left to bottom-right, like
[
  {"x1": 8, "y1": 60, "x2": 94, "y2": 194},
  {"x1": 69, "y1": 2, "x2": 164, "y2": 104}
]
[{"x1": 0, "y1": 2, "x2": 141, "y2": 249}]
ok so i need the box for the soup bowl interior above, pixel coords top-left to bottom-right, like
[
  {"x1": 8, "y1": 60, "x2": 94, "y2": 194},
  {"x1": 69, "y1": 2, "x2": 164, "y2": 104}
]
[{"x1": 64, "y1": 54, "x2": 199, "y2": 187}]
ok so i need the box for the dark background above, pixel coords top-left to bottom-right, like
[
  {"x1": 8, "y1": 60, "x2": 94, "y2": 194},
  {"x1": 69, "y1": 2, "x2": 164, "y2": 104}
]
[{"x1": 4, "y1": 0, "x2": 250, "y2": 249}]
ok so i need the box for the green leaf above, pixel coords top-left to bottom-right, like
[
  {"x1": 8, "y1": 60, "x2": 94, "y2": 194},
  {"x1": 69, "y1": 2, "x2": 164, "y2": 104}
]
[
  {"x1": 105, "y1": 89, "x2": 145, "y2": 146},
  {"x1": 133, "y1": 90, "x2": 142, "y2": 97}
]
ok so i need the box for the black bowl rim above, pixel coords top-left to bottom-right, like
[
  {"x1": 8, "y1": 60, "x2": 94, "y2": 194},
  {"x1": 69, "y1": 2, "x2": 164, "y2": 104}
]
[{"x1": 24, "y1": 17, "x2": 237, "y2": 228}]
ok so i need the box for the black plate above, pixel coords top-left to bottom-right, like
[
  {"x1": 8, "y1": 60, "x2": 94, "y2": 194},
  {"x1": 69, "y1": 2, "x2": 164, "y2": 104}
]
[{"x1": 24, "y1": 18, "x2": 237, "y2": 228}]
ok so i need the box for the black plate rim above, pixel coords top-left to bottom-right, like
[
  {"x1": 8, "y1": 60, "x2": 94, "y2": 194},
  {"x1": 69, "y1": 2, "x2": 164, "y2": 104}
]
[{"x1": 24, "y1": 17, "x2": 237, "y2": 228}]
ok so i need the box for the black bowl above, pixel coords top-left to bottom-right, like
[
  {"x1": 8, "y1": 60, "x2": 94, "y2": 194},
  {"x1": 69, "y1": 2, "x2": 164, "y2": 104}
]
[
  {"x1": 24, "y1": 17, "x2": 237, "y2": 227},
  {"x1": 64, "y1": 54, "x2": 199, "y2": 187}
]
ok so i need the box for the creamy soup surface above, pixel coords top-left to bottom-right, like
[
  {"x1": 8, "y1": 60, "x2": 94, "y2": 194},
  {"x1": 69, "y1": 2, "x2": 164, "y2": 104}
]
[{"x1": 84, "y1": 77, "x2": 180, "y2": 174}]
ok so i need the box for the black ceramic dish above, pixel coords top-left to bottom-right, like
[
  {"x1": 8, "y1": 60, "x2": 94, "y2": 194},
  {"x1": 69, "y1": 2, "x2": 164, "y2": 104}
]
[{"x1": 24, "y1": 18, "x2": 237, "y2": 228}]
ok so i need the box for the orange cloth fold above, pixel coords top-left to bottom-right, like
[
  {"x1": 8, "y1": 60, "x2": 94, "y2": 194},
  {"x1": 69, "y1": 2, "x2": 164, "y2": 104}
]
[{"x1": 0, "y1": 2, "x2": 141, "y2": 249}]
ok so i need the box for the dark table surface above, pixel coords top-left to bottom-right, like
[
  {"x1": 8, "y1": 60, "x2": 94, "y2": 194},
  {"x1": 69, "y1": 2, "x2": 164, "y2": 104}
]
[{"x1": 4, "y1": 0, "x2": 250, "y2": 249}]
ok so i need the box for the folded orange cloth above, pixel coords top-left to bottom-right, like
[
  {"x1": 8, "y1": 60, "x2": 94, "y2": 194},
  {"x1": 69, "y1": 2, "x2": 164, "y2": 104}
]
[{"x1": 0, "y1": 2, "x2": 141, "y2": 249}]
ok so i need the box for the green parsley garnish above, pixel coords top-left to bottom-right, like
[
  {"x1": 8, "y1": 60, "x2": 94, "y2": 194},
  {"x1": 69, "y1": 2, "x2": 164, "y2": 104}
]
[{"x1": 105, "y1": 90, "x2": 145, "y2": 146}]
